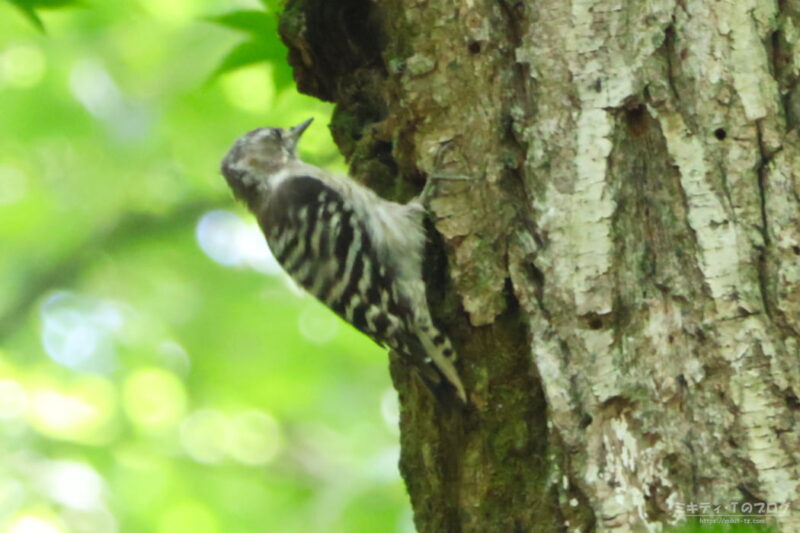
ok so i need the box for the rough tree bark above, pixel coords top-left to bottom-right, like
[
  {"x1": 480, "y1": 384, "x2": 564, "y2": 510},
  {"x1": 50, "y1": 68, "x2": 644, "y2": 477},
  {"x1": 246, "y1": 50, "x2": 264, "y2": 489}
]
[{"x1": 280, "y1": 1, "x2": 800, "y2": 531}]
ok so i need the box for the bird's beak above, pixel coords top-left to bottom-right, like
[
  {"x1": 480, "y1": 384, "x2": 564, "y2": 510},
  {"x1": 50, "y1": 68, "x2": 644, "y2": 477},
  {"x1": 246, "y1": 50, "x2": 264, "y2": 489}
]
[{"x1": 287, "y1": 118, "x2": 313, "y2": 153}]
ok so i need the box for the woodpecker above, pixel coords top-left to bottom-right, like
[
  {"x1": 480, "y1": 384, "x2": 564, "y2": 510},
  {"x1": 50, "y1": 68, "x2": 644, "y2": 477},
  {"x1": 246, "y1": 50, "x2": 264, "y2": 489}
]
[{"x1": 220, "y1": 119, "x2": 467, "y2": 402}]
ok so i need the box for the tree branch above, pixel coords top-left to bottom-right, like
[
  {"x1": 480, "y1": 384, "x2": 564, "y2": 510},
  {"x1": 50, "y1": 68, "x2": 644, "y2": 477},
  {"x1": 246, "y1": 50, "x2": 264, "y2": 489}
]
[{"x1": 0, "y1": 198, "x2": 227, "y2": 341}]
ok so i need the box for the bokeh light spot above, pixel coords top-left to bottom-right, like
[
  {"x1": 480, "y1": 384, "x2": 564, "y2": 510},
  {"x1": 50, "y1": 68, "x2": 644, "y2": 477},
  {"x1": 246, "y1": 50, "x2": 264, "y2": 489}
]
[
  {"x1": 41, "y1": 461, "x2": 104, "y2": 511},
  {"x1": 196, "y1": 210, "x2": 282, "y2": 275},
  {"x1": 30, "y1": 391, "x2": 94, "y2": 433},
  {"x1": 122, "y1": 368, "x2": 187, "y2": 430},
  {"x1": 227, "y1": 411, "x2": 282, "y2": 466},
  {"x1": 179, "y1": 410, "x2": 228, "y2": 464},
  {"x1": 28, "y1": 377, "x2": 116, "y2": 444},
  {"x1": 8, "y1": 515, "x2": 63, "y2": 533},
  {"x1": 40, "y1": 291, "x2": 123, "y2": 372},
  {"x1": 43, "y1": 311, "x2": 100, "y2": 368},
  {"x1": 0, "y1": 44, "x2": 46, "y2": 88},
  {"x1": 221, "y1": 65, "x2": 275, "y2": 114}
]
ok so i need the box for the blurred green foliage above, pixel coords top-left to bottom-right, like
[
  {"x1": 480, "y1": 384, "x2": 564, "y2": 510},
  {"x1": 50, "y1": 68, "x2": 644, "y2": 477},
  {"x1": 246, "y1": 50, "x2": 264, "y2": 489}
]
[{"x1": 0, "y1": 1, "x2": 409, "y2": 532}]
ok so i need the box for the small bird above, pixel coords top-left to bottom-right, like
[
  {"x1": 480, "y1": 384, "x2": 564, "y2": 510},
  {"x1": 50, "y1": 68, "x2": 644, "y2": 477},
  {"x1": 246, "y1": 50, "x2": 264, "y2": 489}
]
[{"x1": 220, "y1": 119, "x2": 467, "y2": 402}]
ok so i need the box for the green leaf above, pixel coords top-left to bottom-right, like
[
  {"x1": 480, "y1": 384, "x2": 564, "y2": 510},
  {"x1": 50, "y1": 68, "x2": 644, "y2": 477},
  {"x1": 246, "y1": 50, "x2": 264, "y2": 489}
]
[
  {"x1": 7, "y1": 0, "x2": 45, "y2": 30},
  {"x1": 209, "y1": 39, "x2": 272, "y2": 79},
  {"x1": 206, "y1": 10, "x2": 276, "y2": 36},
  {"x1": 6, "y1": 0, "x2": 82, "y2": 31},
  {"x1": 208, "y1": 38, "x2": 293, "y2": 91},
  {"x1": 207, "y1": 6, "x2": 294, "y2": 91},
  {"x1": 258, "y1": 0, "x2": 279, "y2": 11}
]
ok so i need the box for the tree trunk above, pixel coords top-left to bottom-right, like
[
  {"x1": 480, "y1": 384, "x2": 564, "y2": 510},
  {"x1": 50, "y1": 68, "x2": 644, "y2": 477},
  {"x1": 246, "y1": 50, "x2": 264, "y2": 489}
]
[{"x1": 280, "y1": 1, "x2": 800, "y2": 531}]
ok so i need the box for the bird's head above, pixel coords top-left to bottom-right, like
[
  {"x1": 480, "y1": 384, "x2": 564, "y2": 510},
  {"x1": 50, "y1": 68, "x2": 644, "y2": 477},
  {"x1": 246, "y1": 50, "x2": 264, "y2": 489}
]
[{"x1": 220, "y1": 118, "x2": 313, "y2": 208}]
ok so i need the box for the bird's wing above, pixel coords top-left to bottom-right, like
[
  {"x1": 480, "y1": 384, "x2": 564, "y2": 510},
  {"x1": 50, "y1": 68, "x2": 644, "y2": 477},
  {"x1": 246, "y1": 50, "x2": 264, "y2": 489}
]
[{"x1": 259, "y1": 176, "x2": 440, "y2": 384}]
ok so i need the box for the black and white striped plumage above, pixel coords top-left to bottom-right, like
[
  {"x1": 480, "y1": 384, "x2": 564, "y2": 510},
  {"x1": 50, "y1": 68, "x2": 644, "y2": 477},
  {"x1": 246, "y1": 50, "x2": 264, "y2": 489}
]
[{"x1": 220, "y1": 119, "x2": 467, "y2": 402}]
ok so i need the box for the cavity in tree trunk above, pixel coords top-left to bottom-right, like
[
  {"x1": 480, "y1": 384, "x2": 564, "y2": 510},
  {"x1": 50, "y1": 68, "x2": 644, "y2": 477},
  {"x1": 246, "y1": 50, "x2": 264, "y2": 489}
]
[{"x1": 280, "y1": 1, "x2": 800, "y2": 531}]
